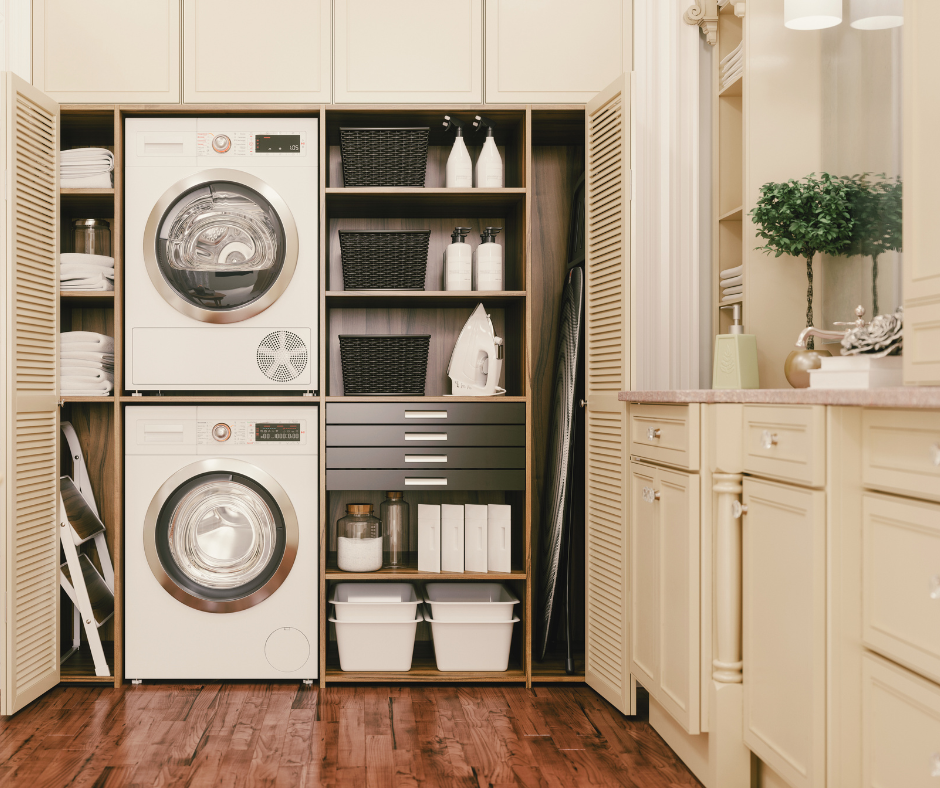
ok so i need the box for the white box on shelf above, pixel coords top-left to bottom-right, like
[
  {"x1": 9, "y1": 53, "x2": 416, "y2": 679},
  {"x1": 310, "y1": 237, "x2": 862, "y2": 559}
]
[
  {"x1": 424, "y1": 582, "x2": 519, "y2": 622},
  {"x1": 464, "y1": 504, "x2": 488, "y2": 572},
  {"x1": 330, "y1": 610, "x2": 422, "y2": 672},
  {"x1": 487, "y1": 504, "x2": 512, "y2": 573},
  {"x1": 809, "y1": 355, "x2": 903, "y2": 389},
  {"x1": 330, "y1": 583, "x2": 420, "y2": 622},
  {"x1": 441, "y1": 504, "x2": 465, "y2": 573},
  {"x1": 418, "y1": 504, "x2": 441, "y2": 573}
]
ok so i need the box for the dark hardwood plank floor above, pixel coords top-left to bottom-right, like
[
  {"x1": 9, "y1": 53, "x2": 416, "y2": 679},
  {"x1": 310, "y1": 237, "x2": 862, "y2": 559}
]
[{"x1": 0, "y1": 683, "x2": 702, "y2": 787}]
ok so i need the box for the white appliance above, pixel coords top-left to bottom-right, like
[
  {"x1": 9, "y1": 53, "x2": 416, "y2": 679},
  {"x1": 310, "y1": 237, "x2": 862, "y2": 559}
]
[
  {"x1": 125, "y1": 405, "x2": 317, "y2": 679},
  {"x1": 447, "y1": 303, "x2": 506, "y2": 396},
  {"x1": 125, "y1": 118, "x2": 318, "y2": 391}
]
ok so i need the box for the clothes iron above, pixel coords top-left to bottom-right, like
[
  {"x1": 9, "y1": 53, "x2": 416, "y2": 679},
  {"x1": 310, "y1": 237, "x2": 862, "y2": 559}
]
[{"x1": 447, "y1": 303, "x2": 506, "y2": 396}]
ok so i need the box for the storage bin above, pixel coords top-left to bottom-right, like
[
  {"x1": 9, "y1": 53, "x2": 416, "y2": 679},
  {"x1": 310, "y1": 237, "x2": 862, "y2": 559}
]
[
  {"x1": 330, "y1": 582, "x2": 420, "y2": 622},
  {"x1": 340, "y1": 128, "x2": 429, "y2": 187},
  {"x1": 331, "y1": 609, "x2": 422, "y2": 672},
  {"x1": 424, "y1": 582, "x2": 519, "y2": 622},
  {"x1": 339, "y1": 230, "x2": 430, "y2": 291},
  {"x1": 426, "y1": 609, "x2": 518, "y2": 672},
  {"x1": 339, "y1": 334, "x2": 430, "y2": 396}
]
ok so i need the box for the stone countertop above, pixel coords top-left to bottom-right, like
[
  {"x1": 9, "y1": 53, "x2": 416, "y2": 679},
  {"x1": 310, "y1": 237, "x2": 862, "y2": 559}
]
[{"x1": 617, "y1": 387, "x2": 940, "y2": 408}]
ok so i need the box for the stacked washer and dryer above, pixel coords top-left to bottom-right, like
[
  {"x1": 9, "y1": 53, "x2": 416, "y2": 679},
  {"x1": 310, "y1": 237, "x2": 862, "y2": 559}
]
[{"x1": 123, "y1": 119, "x2": 319, "y2": 680}]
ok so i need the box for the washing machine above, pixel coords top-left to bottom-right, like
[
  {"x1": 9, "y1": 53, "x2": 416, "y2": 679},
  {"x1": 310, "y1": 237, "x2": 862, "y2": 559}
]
[
  {"x1": 125, "y1": 118, "x2": 317, "y2": 391},
  {"x1": 125, "y1": 406, "x2": 317, "y2": 680}
]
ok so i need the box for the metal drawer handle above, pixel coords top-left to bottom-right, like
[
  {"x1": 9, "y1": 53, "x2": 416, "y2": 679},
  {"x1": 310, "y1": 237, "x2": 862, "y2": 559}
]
[
  {"x1": 931, "y1": 443, "x2": 940, "y2": 467},
  {"x1": 931, "y1": 752, "x2": 940, "y2": 778},
  {"x1": 647, "y1": 428, "x2": 662, "y2": 440},
  {"x1": 405, "y1": 410, "x2": 447, "y2": 419},
  {"x1": 732, "y1": 500, "x2": 748, "y2": 518},
  {"x1": 641, "y1": 486, "x2": 660, "y2": 503},
  {"x1": 406, "y1": 478, "x2": 447, "y2": 486},
  {"x1": 931, "y1": 575, "x2": 940, "y2": 601},
  {"x1": 405, "y1": 433, "x2": 447, "y2": 441},
  {"x1": 761, "y1": 430, "x2": 779, "y2": 449},
  {"x1": 405, "y1": 455, "x2": 447, "y2": 463}
]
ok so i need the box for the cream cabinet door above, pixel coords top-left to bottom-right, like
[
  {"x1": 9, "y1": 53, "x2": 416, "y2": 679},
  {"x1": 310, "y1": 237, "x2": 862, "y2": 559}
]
[
  {"x1": 32, "y1": 0, "x2": 181, "y2": 104},
  {"x1": 743, "y1": 478, "x2": 826, "y2": 788},
  {"x1": 484, "y1": 0, "x2": 631, "y2": 103},
  {"x1": 630, "y1": 462, "x2": 701, "y2": 734},
  {"x1": 183, "y1": 1, "x2": 331, "y2": 103},
  {"x1": 333, "y1": 0, "x2": 482, "y2": 104},
  {"x1": 0, "y1": 74, "x2": 60, "y2": 715}
]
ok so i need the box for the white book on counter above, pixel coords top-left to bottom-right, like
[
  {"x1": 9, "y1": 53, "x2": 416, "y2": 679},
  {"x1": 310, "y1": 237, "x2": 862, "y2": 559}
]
[
  {"x1": 487, "y1": 504, "x2": 512, "y2": 573},
  {"x1": 440, "y1": 504, "x2": 465, "y2": 573},
  {"x1": 464, "y1": 504, "x2": 488, "y2": 573},
  {"x1": 418, "y1": 504, "x2": 440, "y2": 573}
]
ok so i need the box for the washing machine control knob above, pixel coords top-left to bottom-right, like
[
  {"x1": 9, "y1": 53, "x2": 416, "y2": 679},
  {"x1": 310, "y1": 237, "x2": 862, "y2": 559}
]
[
  {"x1": 212, "y1": 423, "x2": 232, "y2": 442},
  {"x1": 212, "y1": 134, "x2": 231, "y2": 153}
]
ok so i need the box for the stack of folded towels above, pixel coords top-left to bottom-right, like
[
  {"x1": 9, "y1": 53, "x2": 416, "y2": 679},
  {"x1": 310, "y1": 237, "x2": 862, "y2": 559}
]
[
  {"x1": 720, "y1": 265, "x2": 743, "y2": 302},
  {"x1": 60, "y1": 148, "x2": 114, "y2": 189},
  {"x1": 60, "y1": 332, "x2": 114, "y2": 396},
  {"x1": 60, "y1": 253, "x2": 114, "y2": 292},
  {"x1": 720, "y1": 41, "x2": 744, "y2": 91}
]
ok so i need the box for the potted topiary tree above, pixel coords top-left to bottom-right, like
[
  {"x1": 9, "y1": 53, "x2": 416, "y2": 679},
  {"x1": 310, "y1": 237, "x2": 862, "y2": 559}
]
[{"x1": 750, "y1": 172, "x2": 855, "y2": 386}]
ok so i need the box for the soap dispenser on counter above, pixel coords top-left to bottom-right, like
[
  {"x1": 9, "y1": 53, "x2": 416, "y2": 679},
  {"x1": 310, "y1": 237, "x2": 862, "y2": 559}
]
[
  {"x1": 444, "y1": 227, "x2": 472, "y2": 291},
  {"x1": 443, "y1": 115, "x2": 472, "y2": 188},
  {"x1": 473, "y1": 227, "x2": 503, "y2": 291},
  {"x1": 472, "y1": 115, "x2": 503, "y2": 188},
  {"x1": 713, "y1": 304, "x2": 759, "y2": 389}
]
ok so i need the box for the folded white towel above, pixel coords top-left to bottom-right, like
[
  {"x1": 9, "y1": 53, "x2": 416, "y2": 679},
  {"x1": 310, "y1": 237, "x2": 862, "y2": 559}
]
[
  {"x1": 59, "y1": 357, "x2": 114, "y2": 372},
  {"x1": 61, "y1": 276, "x2": 114, "y2": 291},
  {"x1": 719, "y1": 42, "x2": 743, "y2": 67},
  {"x1": 61, "y1": 148, "x2": 114, "y2": 168},
  {"x1": 721, "y1": 294, "x2": 744, "y2": 304},
  {"x1": 720, "y1": 275, "x2": 743, "y2": 287},
  {"x1": 60, "y1": 173, "x2": 113, "y2": 189},
  {"x1": 60, "y1": 253, "x2": 114, "y2": 269},
  {"x1": 720, "y1": 265, "x2": 743, "y2": 279},
  {"x1": 60, "y1": 350, "x2": 114, "y2": 365},
  {"x1": 61, "y1": 161, "x2": 113, "y2": 174},
  {"x1": 60, "y1": 332, "x2": 114, "y2": 353},
  {"x1": 61, "y1": 264, "x2": 114, "y2": 278},
  {"x1": 722, "y1": 284, "x2": 743, "y2": 294},
  {"x1": 60, "y1": 368, "x2": 114, "y2": 396},
  {"x1": 721, "y1": 52, "x2": 743, "y2": 75},
  {"x1": 722, "y1": 65, "x2": 744, "y2": 88}
]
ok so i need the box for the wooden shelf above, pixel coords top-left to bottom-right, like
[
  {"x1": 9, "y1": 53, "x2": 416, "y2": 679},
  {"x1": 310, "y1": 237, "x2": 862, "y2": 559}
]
[
  {"x1": 326, "y1": 290, "x2": 526, "y2": 308},
  {"x1": 324, "y1": 395, "x2": 527, "y2": 403},
  {"x1": 719, "y1": 205, "x2": 743, "y2": 221},
  {"x1": 61, "y1": 396, "x2": 115, "y2": 403},
  {"x1": 61, "y1": 291, "x2": 115, "y2": 307},
  {"x1": 60, "y1": 187, "x2": 114, "y2": 197},
  {"x1": 118, "y1": 394, "x2": 320, "y2": 403},
  {"x1": 719, "y1": 72, "x2": 743, "y2": 97},
  {"x1": 531, "y1": 650, "x2": 586, "y2": 683},
  {"x1": 325, "y1": 644, "x2": 525, "y2": 683},
  {"x1": 326, "y1": 558, "x2": 526, "y2": 580},
  {"x1": 60, "y1": 642, "x2": 114, "y2": 684},
  {"x1": 325, "y1": 187, "x2": 526, "y2": 219}
]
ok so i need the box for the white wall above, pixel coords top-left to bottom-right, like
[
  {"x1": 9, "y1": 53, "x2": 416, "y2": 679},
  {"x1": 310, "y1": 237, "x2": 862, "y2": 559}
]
[{"x1": 1, "y1": 0, "x2": 30, "y2": 80}]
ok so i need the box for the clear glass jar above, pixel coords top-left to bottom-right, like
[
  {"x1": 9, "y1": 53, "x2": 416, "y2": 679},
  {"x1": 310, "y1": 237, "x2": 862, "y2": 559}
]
[
  {"x1": 380, "y1": 491, "x2": 410, "y2": 567},
  {"x1": 336, "y1": 503, "x2": 383, "y2": 572},
  {"x1": 72, "y1": 218, "x2": 111, "y2": 257}
]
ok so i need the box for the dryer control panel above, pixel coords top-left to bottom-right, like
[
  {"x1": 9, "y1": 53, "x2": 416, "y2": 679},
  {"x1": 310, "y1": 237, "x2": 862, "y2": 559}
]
[
  {"x1": 196, "y1": 420, "x2": 307, "y2": 446},
  {"x1": 195, "y1": 131, "x2": 307, "y2": 157}
]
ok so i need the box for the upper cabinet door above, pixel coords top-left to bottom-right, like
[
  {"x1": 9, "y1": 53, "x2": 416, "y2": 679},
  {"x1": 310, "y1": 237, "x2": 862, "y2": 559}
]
[
  {"x1": 183, "y1": 0, "x2": 331, "y2": 104},
  {"x1": 484, "y1": 0, "x2": 630, "y2": 104},
  {"x1": 334, "y1": 0, "x2": 482, "y2": 104},
  {"x1": 0, "y1": 73, "x2": 60, "y2": 715},
  {"x1": 32, "y1": 0, "x2": 181, "y2": 104}
]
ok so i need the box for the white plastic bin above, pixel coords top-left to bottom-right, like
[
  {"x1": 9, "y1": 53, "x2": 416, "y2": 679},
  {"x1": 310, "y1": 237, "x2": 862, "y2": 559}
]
[
  {"x1": 426, "y1": 610, "x2": 518, "y2": 672},
  {"x1": 330, "y1": 609, "x2": 422, "y2": 671},
  {"x1": 424, "y1": 582, "x2": 519, "y2": 622},
  {"x1": 330, "y1": 582, "x2": 420, "y2": 622}
]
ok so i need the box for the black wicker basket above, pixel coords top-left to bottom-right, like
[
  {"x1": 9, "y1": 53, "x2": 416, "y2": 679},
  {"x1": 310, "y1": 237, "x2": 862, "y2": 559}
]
[
  {"x1": 339, "y1": 335, "x2": 431, "y2": 396},
  {"x1": 339, "y1": 230, "x2": 431, "y2": 290},
  {"x1": 339, "y1": 128, "x2": 429, "y2": 187}
]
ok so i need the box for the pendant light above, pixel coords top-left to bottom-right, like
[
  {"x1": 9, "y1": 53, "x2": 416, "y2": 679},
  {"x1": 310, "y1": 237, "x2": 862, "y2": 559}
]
[
  {"x1": 784, "y1": 0, "x2": 842, "y2": 30},
  {"x1": 849, "y1": 0, "x2": 903, "y2": 29}
]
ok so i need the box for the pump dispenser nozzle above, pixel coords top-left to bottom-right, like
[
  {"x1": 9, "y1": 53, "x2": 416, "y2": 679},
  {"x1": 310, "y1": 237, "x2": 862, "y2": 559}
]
[
  {"x1": 473, "y1": 115, "x2": 497, "y2": 136},
  {"x1": 451, "y1": 226, "x2": 471, "y2": 243},
  {"x1": 443, "y1": 115, "x2": 466, "y2": 136},
  {"x1": 480, "y1": 226, "x2": 502, "y2": 243},
  {"x1": 720, "y1": 303, "x2": 744, "y2": 334}
]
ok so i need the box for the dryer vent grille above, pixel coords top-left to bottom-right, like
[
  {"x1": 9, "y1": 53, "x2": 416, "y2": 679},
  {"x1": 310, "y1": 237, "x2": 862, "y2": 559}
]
[{"x1": 256, "y1": 331, "x2": 309, "y2": 383}]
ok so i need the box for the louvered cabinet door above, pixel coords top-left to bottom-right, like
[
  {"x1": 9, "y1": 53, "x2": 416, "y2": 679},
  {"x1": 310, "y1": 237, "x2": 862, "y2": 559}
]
[
  {"x1": 584, "y1": 73, "x2": 632, "y2": 715},
  {"x1": 0, "y1": 74, "x2": 60, "y2": 715}
]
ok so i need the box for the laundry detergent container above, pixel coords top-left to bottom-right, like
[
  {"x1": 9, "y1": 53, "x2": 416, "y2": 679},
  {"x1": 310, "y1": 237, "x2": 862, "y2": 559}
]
[
  {"x1": 424, "y1": 583, "x2": 519, "y2": 622},
  {"x1": 426, "y1": 607, "x2": 518, "y2": 672},
  {"x1": 330, "y1": 582, "x2": 420, "y2": 622},
  {"x1": 331, "y1": 608, "x2": 423, "y2": 672}
]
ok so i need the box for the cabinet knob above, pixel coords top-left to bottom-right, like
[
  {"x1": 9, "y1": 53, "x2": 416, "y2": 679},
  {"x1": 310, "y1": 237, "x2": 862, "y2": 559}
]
[
  {"x1": 931, "y1": 444, "x2": 940, "y2": 467},
  {"x1": 761, "y1": 430, "x2": 778, "y2": 449},
  {"x1": 647, "y1": 427, "x2": 662, "y2": 440},
  {"x1": 642, "y1": 486, "x2": 660, "y2": 504},
  {"x1": 931, "y1": 575, "x2": 940, "y2": 601},
  {"x1": 579, "y1": 399, "x2": 587, "y2": 408},
  {"x1": 732, "y1": 500, "x2": 747, "y2": 519}
]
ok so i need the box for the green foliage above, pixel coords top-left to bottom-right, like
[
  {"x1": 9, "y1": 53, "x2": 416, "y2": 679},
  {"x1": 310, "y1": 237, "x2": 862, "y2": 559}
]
[{"x1": 843, "y1": 173, "x2": 903, "y2": 260}]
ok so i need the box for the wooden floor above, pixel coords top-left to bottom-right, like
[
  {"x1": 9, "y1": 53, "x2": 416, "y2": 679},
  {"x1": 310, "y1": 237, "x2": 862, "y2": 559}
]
[{"x1": 0, "y1": 683, "x2": 702, "y2": 787}]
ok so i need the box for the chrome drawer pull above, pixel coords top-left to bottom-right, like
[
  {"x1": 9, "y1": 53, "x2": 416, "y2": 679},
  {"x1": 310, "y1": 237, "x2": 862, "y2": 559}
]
[
  {"x1": 641, "y1": 486, "x2": 660, "y2": 503},
  {"x1": 405, "y1": 410, "x2": 447, "y2": 419},
  {"x1": 405, "y1": 455, "x2": 447, "y2": 463},
  {"x1": 931, "y1": 575, "x2": 940, "y2": 601},
  {"x1": 405, "y1": 433, "x2": 447, "y2": 441},
  {"x1": 405, "y1": 478, "x2": 447, "y2": 486},
  {"x1": 761, "y1": 430, "x2": 779, "y2": 449},
  {"x1": 647, "y1": 427, "x2": 662, "y2": 440},
  {"x1": 931, "y1": 443, "x2": 940, "y2": 467}
]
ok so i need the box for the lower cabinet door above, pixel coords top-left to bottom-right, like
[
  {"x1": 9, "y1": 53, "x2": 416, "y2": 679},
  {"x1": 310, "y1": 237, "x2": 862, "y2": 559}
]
[
  {"x1": 743, "y1": 478, "x2": 826, "y2": 788},
  {"x1": 630, "y1": 461, "x2": 701, "y2": 735}
]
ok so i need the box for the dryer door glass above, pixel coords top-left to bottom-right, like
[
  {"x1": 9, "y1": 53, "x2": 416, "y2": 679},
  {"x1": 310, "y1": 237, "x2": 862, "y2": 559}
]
[{"x1": 155, "y1": 181, "x2": 287, "y2": 314}]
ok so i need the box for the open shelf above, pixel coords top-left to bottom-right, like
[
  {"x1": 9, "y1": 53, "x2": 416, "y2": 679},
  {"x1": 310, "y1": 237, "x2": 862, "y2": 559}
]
[
  {"x1": 719, "y1": 72, "x2": 743, "y2": 97},
  {"x1": 325, "y1": 187, "x2": 526, "y2": 218},
  {"x1": 531, "y1": 649, "x2": 586, "y2": 683},
  {"x1": 119, "y1": 394, "x2": 319, "y2": 403},
  {"x1": 719, "y1": 205, "x2": 743, "y2": 221},
  {"x1": 326, "y1": 557, "x2": 526, "y2": 580},
  {"x1": 325, "y1": 643, "x2": 525, "y2": 683},
  {"x1": 60, "y1": 641, "x2": 114, "y2": 684},
  {"x1": 61, "y1": 396, "x2": 114, "y2": 403},
  {"x1": 61, "y1": 291, "x2": 114, "y2": 307},
  {"x1": 325, "y1": 290, "x2": 526, "y2": 308},
  {"x1": 60, "y1": 187, "x2": 114, "y2": 197}
]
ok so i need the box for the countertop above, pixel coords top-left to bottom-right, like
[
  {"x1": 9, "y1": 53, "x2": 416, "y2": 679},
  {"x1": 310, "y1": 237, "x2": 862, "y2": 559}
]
[{"x1": 617, "y1": 387, "x2": 940, "y2": 408}]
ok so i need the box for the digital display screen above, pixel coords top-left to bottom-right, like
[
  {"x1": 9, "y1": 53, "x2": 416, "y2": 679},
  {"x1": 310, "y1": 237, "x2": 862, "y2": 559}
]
[
  {"x1": 255, "y1": 134, "x2": 301, "y2": 153},
  {"x1": 256, "y1": 423, "x2": 301, "y2": 442}
]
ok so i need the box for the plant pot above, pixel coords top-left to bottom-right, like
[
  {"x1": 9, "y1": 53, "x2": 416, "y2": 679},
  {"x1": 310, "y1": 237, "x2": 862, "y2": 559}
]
[{"x1": 784, "y1": 349, "x2": 832, "y2": 389}]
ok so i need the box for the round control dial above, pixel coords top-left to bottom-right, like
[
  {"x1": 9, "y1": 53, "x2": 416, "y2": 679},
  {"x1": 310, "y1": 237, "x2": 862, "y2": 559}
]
[
  {"x1": 212, "y1": 423, "x2": 232, "y2": 442},
  {"x1": 211, "y1": 134, "x2": 232, "y2": 153}
]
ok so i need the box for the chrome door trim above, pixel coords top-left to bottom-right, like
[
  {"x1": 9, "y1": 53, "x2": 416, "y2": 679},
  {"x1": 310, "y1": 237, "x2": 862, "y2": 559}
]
[
  {"x1": 143, "y1": 169, "x2": 299, "y2": 324},
  {"x1": 144, "y1": 458, "x2": 300, "y2": 613}
]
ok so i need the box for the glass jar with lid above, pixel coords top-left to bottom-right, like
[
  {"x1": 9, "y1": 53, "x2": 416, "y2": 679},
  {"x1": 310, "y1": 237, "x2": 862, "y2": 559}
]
[
  {"x1": 336, "y1": 503, "x2": 383, "y2": 572},
  {"x1": 380, "y1": 491, "x2": 410, "y2": 567},
  {"x1": 73, "y1": 218, "x2": 111, "y2": 257}
]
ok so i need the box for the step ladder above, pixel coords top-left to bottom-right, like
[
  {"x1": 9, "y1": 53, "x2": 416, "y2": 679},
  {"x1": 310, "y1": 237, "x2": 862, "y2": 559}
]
[{"x1": 59, "y1": 422, "x2": 114, "y2": 677}]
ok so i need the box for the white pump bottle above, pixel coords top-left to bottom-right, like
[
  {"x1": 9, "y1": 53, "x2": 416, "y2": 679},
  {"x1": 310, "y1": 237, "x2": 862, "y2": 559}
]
[
  {"x1": 472, "y1": 115, "x2": 503, "y2": 188},
  {"x1": 473, "y1": 227, "x2": 503, "y2": 291},
  {"x1": 444, "y1": 227, "x2": 472, "y2": 291},
  {"x1": 443, "y1": 115, "x2": 472, "y2": 188}
]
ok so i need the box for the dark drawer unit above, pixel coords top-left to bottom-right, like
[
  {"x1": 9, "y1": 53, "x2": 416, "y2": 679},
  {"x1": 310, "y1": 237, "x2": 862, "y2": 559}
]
[
  {"x1": 326, "y1": 424, "x2": 525, "y2": 447},
  {"x1": 327, "y1": 446, "x2": 525, "y2": 469},
  {"x1": 326, "y1": 469, "x2": 525, "y2": 491},
  {"x1": 326, "y1": 402, "x2": 526, "y2": 424}
]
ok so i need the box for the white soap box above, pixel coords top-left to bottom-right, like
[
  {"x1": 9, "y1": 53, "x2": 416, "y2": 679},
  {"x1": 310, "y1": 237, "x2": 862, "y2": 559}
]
[{"x1": 809, "y1": 355, "x2": 902, "y2": 389}]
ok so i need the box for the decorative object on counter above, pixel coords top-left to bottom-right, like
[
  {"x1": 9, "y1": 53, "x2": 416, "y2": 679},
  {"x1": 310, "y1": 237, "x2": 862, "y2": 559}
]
[
  {"x1": 464, "y1": 504, "x2": 488, "y2": 572},
  {"x1": 841, "y1": 305, "x2": 903, "y2": 356},
  {"x1": 443, "y1": 115, "x2": 472, "y2": 188},
  {"x1": 487, "y1": 504, "x2": 512, "y2": 573},
  {"x1": 339, "y1": 334, "x2": 430, "y2": 396},
  {"x1": 713, "y1": 304, "x2": 759, "y2": 389},
  {"x1": 339, "y1": 127, "x2": 429, "y2": 187},
  {"x1": 784, "y1": 347, "x2": 830, "y2": 388},
  {"x1": 472, "y1": 115, "x2": 503, "y2": 188},
  {"x1": 380, "y1": 491, "x2": 410, "y2": 568},
  {"x1": 444, "y1": 227, "x2": 472, "y2": 291},
  {"x1": 72, "y1": 218, "x2": 111, "y2": 257},
  {"x1": 446, "y1": 303, "x2": 505, "y2": 396},
  {"x1": 751, "y1": 172, "x2": 855, "y2": 350},
  {"x1": 473, "y1": 227, "x2": 503, "y2": 291},
  {"x1": 336, "y1": 503, "x2": 383, "y2": 573},
  {"x1": 441, "y1": 504, "x2": 465, "y2": 573},
  {"x1": 60, "y1": 332, "x2": 114, "y2": 396},
  {"x1": 338, "y1": 229, "x2": 430, "y2": 290},
  {"x1": 60, "y1": 147, "x2": 114, "y2": 189},
  {"x1": 808, "y1": 307, "x2": 904, "y2": 389},
  {"x1": 418, "y1": 504, "x2": 441, "y2": 573},
  {"x1": 60, "y1": 252, "x2": 114, "y2": 292}
]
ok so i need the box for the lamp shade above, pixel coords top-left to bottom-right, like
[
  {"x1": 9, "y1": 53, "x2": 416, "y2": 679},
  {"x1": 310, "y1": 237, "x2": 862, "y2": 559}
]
[
  {"x1": 850, "y1": 0, "x2": 903, "y2": 29},
  {"x1": 785, "y1": 0, "x2": 842, "y2": 30}
]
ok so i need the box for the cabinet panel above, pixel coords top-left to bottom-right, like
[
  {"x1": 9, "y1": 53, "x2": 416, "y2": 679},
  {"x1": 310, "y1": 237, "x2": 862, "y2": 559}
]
[
  {"x1": 334, "y1": 0, "x2": 482, "y2": 104},
  {"x1": 326, "y1": 469, "x2": 523, "y2": 491},
  {"x1": 743, "y1": 478, "x2": 826, "y2": 788},
  {"x1": 326, "y1": 424, "x2": 524, "y2": 447},
  {"x1": 183, "y1": 0, "x2": 330, "y2": 103},
  {"x1": 743, "y1": 405, "x2": 826, "y2": 488},
  {"x1": 630, "y1": 462, "x2": 659, "y2": 687},
  {"x1": 33, "y1": 0, "x2": 181, "y2": 103},
  {"x1": 326, "y1": 446, "x2": 525, "y2": 469},
  {"x1": 862, "y1": 408, "x2": 940, "y2": 503},
  {"x1": 326, "y1": 402, "x2": 525, "y2": 424},
  {"x1": 484, "y1": 0, "x2": 629, "y2": 103},
  {"x1": 629, "y1": 403, "x2": 700, "y2": 471}
]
